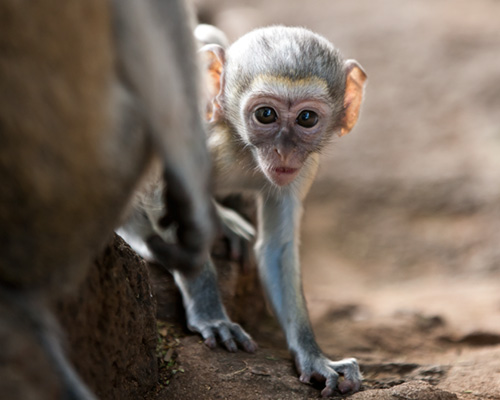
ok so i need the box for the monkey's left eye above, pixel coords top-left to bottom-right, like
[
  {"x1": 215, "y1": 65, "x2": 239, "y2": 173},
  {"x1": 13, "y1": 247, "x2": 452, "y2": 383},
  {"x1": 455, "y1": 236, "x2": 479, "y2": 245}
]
[
  {"x1": 255, "y1": 107, "x2": 278, "y2": 124},
  {"x1": 296, "y1": 110, "x2": 318, "y2": 128}
]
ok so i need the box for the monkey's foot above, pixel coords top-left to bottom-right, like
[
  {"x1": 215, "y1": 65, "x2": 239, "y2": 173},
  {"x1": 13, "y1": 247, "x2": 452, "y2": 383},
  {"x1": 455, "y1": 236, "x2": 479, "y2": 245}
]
[
  {"x1": 191, "y1": 319, "x2": 258, "y2": 353},
  {"x1": 296, "y1": 356, "x2": 362, "y2": 397}
]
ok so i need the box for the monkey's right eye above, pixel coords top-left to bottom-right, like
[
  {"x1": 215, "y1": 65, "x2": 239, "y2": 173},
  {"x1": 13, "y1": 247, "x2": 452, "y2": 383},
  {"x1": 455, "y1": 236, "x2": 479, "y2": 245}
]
[{"x1": 255, "y1": 107, "x2": 277, "y2": 124}]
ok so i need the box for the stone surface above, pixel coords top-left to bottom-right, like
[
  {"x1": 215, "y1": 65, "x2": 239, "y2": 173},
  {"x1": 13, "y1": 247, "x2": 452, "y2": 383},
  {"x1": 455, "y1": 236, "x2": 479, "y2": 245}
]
[{"x1": 56, "y1": 234, "x2": 158, "y2": 400}]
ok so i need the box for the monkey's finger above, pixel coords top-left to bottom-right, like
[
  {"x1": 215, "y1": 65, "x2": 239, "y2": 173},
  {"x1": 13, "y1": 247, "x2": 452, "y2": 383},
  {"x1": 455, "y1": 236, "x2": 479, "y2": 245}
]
[
  {"x1": 222, "y1": 339, "x2": 237, "y2": 353},
  {"x1": 242, "y1": 339, "x2": 258, "y2": 353},
  {"x1": 200, "y1": 328, "x2": 217, "y2": 349},
  {"x1": 216, "y1": 325, "x2": 237, "y2": 352},
  {"x1": 229, "y1": 324, "x2": 258, "y2": 353},
  {"x1": 321, "y1": 370, "x2": 339, "y2": 398},
  {"x1": 299, "y1": 372, "x2": 312, "y2": 384},
  {"x1": 321, "y1": 385, "x2": 335, "y2": 398},
  {"x1": 329, "y1": 358, "x2": 362, "y2": 393},
  {"x1": 338, "y1": 379, "x2": 357, "y2": 394},
  {"x1": 204, "y1": 337, "x2": 217, "y2": 349}
]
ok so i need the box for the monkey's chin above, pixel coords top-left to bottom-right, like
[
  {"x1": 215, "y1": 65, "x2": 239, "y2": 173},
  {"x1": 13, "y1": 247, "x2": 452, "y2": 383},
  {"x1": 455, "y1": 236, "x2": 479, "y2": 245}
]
[{"x1": 267, "y1": 167, "x2": 300, "y2": 187}]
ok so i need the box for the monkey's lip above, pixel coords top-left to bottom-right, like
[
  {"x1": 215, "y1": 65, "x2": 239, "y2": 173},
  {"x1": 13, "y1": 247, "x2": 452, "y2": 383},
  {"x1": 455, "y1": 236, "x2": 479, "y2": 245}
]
[
  {"x1": 275, "y1": 167, "x2": 298, "y2": 174},
  {"x1": 269, "y1": 166, "x2": 300, "y2": 186}
]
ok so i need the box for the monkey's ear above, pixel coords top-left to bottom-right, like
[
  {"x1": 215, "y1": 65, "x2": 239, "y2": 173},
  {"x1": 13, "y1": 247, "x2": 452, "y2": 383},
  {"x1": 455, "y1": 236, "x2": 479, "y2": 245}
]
[
  {"x1": 199, "y1": 44, "x2": 226, "y2": 123},
  {"x1": 340, "y1": 60, "x2": 367, "y2": 136}
]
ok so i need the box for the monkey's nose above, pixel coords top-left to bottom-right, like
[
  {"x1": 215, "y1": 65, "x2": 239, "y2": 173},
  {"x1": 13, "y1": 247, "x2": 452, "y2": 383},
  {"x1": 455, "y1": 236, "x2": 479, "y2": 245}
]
[
  {"x1": 274, "y1": 145, "x2": 295, "y2": 162},
  {"x1": 274, "y1": 147, "x2": 285, "y2": 161}
]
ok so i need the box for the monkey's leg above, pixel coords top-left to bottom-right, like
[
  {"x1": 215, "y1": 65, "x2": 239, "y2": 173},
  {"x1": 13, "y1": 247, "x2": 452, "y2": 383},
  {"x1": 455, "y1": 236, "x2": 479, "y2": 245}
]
[
  {"x1": 0, "y1": 287, "x2": 96, "y2": 400},
  {"x1": 112, "y1": 0, "x2": 214, "y2": 270},
  {"x1": 173, "y1": 262, "x2": 258, "y2": 353},
  {"x1": 119, "y1": 203, "x2": 257, "y2": 351},
  {"x1": 256, "y1": 194, "x2": 362, "y2": 396}
]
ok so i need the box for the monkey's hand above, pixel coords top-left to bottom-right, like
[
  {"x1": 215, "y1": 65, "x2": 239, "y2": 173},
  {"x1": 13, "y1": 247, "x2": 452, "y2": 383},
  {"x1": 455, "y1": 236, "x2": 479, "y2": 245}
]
[
  {"x1": 174, "y1": 263, "x2": 258, "y2": 353},
  {"x1": 190, "y1": 310, "x2": 258, "y2": 354},
  {"x1": 159, "y1": 171, "x2": 215, "y2": 274},
  {"x1": 295, "y1": 353, "x2": 362, "y2": 397}
]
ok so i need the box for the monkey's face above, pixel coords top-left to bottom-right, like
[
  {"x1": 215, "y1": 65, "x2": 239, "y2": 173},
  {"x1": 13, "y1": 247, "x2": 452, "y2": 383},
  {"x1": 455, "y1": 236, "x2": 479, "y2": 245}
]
[
  {"x1": 202, "y1": 27, "x2": 367, "y2": 188},
  {"x1": 240, "y1": 77, "x2": 335, "y2": 187}
]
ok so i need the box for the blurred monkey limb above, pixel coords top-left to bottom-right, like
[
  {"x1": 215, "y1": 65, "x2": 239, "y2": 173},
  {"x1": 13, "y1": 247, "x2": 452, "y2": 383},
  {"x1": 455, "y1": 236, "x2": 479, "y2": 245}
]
[
  {"x1": 122, "y1": 24, "x2": 367, "y2": 397},
  {"x1": 0, "y1": 0, "x2": 213, "y2": 399}
]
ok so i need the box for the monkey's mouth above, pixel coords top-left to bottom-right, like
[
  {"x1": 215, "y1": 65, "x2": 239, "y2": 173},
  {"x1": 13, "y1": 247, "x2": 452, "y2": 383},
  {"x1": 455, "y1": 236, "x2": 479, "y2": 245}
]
[
  {"x1": 275, "y1": 167, "x2": 297, "y2": 174},
  {"x1": 269, "y1": 166, "x2": 300, "y2": 186}
]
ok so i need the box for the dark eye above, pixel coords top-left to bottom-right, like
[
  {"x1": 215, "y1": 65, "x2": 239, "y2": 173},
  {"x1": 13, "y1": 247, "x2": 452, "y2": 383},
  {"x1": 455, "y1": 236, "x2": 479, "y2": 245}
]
[
  {"x1": 296, "y1": 110, "x2": 318, "y2": 128},
  {"x1": 255, "y1": 107, "x2": 277, "y2": 124}
]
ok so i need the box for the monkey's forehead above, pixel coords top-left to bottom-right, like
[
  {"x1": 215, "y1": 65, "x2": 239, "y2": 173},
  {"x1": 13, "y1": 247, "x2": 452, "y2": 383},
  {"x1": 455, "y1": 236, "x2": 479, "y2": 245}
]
[
  {"x1": 248, "y1": 74, "x2": 332, "y2": 102},
  {"x1": 226, "y1": 26, "x2": 344, "y2": 93}
]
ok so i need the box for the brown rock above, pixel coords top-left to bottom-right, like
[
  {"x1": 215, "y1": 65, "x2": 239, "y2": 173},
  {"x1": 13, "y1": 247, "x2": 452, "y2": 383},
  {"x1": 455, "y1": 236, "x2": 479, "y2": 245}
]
[
  {"x1": 55, "y1": 234, "x2": 158, "y2": 400},
  {"x1": 350, "y1": 381, "x2": 458, "y2": 400}
]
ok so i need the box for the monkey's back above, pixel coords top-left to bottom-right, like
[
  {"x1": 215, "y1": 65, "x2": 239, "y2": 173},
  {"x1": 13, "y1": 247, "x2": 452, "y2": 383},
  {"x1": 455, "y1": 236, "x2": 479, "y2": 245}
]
[{"x1": 0, "y1": 1, "x2": 149, "y2": 291}]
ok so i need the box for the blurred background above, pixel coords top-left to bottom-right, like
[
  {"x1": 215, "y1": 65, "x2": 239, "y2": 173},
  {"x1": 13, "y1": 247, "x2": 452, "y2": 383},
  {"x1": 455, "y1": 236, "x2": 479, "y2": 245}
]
[{"x1": 193, "y1": 0, "x2": 500, "y2": 337}]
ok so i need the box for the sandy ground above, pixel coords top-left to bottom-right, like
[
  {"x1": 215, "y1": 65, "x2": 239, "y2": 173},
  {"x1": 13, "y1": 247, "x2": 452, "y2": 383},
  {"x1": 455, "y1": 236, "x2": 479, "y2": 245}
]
[{"x1": 158, "y1": 0, "x2": 500, "y2": 398}]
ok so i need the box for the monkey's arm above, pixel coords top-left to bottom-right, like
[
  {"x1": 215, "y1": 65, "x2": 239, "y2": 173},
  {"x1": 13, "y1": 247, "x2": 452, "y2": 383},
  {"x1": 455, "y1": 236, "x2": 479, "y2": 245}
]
[
  {"x1": 256, "y1": 192, "x2": 362, "y2": 396},
  {"x1": 117, "y1": 189, "x2": 258, "y2": 352},
  {"x1": 173, "y1": 259, "x2": 257, "y2": 353},
  {"x1": 112, "y1": 0, "x2": 213, "y2": 269}
]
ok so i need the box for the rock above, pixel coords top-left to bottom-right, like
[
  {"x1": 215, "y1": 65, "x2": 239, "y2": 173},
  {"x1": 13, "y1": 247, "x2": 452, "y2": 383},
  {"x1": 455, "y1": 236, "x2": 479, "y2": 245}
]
[
  {"x1": 350, "y1": 381, "x2": 458, "y2": 400},
  {"x1": 55, "y1": 234, "x2": 158, "y2": 400}
]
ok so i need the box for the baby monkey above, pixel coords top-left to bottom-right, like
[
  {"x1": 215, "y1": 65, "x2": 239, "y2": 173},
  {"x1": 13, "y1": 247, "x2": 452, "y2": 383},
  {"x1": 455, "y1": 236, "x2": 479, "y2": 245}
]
[{"x1": 122, "y1": 25, "x2": 367, "y2": 396}]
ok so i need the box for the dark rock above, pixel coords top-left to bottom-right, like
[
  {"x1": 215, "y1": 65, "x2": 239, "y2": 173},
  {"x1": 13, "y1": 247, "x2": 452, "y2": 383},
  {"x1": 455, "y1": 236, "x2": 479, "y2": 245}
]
[{"x1": 55, "y1": 234, "x2": 158, "y2": 400}]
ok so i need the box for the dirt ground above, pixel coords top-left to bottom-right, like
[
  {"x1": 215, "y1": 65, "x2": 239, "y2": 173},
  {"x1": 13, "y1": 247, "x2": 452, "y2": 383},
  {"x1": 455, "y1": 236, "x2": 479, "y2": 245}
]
[{"x1": 157, "y1": 0, "x2": 500, "y2": 398}]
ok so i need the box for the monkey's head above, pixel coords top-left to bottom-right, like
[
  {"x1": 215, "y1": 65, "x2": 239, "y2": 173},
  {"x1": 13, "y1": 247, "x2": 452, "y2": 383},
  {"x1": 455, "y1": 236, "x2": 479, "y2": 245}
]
[{"x1": 202, "y1": 26, "x2": 367, "y2": 187}]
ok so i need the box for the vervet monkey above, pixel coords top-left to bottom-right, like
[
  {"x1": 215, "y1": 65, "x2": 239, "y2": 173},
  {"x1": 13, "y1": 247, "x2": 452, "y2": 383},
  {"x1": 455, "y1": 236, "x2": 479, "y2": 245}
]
[
  {"x1": 0, "y1": 0, "x2": 213, "y2": 398},
  {"x1": 121, "y1": 25, "x2": 367, "y2": 396}
]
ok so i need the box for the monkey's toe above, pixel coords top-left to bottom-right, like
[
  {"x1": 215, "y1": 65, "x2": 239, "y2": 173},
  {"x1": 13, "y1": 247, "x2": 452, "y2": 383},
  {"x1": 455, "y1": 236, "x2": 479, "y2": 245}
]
[
  {"x1": 329, "y1": 358, "x2": 362, "y2": 393},
  {"x1": 203, "y1": 336, "x2": 217, "y2": 349},
  {"x1": 296, "y1": 356, "x2": 362, "y2": 396},
  {"x1": 321, "y1": 383, "x2": 336, "y2": 398},
  {"x1": 242, "y1": 339, "x2": 258, "y2": 353},
  {"x1": 196, "y1": 320, "x2": 257, "y2": 353},
  {"x1": 223, "y1": 338, "x2": 238, "y2": 352},
  {"x1": 338, "y1": 379, "x2": 357, "y2": 394}
]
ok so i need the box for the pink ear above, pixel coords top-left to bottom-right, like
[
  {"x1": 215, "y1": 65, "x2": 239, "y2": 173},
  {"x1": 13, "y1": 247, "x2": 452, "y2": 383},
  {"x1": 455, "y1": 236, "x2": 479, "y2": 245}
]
[
  {"x1": 199, "y1": 44, "x2": 226, "y2": 123},
  {"x1": 340, "y1": 60, "x2": 367, "y2": 137}
]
